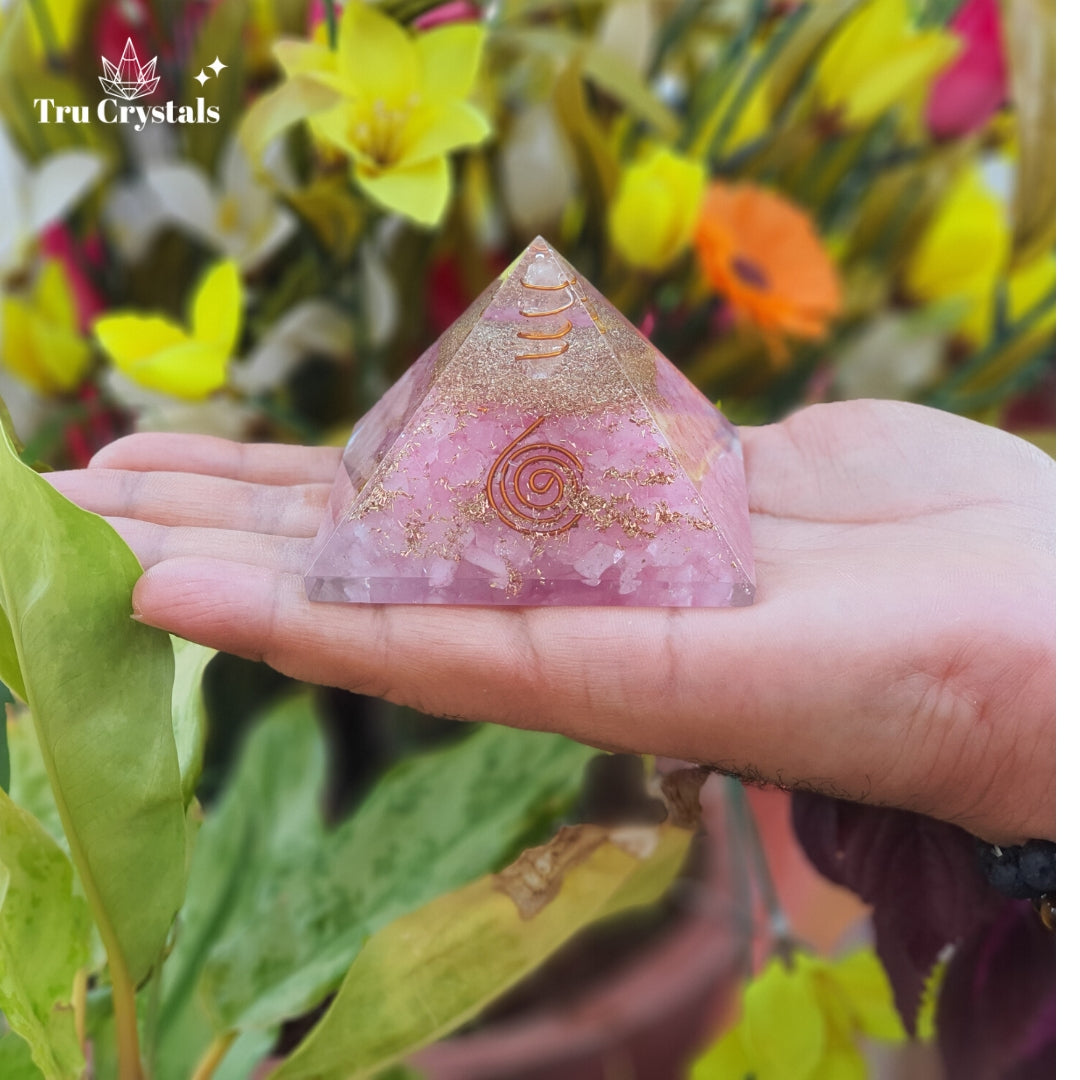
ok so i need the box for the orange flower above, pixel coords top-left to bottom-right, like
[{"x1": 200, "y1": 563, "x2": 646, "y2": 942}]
[{"x1": 694, "y1": 183, "x2": 841, "y2": 359}]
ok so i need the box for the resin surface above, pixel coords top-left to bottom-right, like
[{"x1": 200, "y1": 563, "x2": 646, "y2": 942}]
[{"x1": 305, "y1": 238, "x2": 755, "y2": 607}]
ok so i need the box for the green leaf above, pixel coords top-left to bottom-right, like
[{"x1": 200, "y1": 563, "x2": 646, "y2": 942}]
[
  {"x1": 0, "y1": 681, "x2": 11, "y2": 793},
  {"x1": 0, "y1": 609, "x2": 27, "y2": 703},
  {"x1": 582, "y1": 45, "x2": 679, "y2": 138},
  {"x1": 827, "y1": 948, "x2": 906, "y2": 1043},
  {"x1": 192, "y1": 700, "x2": 598, "y2": 1033},
  {"x1": 0, "y1": 1030, "x2": 40, "y2": 1078},
  {"x1": 270, "y1": 823, "x2": 692, "y2": 1080},
  {"x1": 170, "y1": 638, "x2": 216, "y2": 805},
  {"x1": 6, "y1": 712, "x2": 65, "y2": 851},
  {"x1": 0, "y1": 410, "x2": 187, "y2": 985},
  {"x1": 1002, "y1": 0, "x2": 1055, "y2": 265},
  {"x1": 0, "y1": 789, "x2": 91, "y2": 1079},
  {"x1": 743, "y1": 956, "x2": 827, "y2": 1080},
  {"x1": 184, "y1": 0, "x2": 251, "y2": 172}
]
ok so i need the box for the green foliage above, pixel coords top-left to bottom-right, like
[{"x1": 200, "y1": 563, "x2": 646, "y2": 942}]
[
  {"x1": 153, "y1": 695, "x2": 598, "y2": 1071},
  {"x1": 170, "y1": 638, "x2": 217, "y2": 806},
  {"x1": 691, "y1": 948, "x2": 908, "y2": 1080},
  {"x1": 0, "y1": 789, "x2": 91, "y2": 1079},
  {"x1": 5, "y1": 713, "x2": 65, "y2": 851},
  {"x1": 272, "y1": 822, "x2": 692, "y2": 1080},
  {"x1": 0, "y1": 417, "x2": 188, "y2": 987},
  {"x1": 0, "y1": 680, "x2": 11, "y2": 793},
  {"x1": 0, "y1": 1030, "x2": 41, "y2": 1078}
]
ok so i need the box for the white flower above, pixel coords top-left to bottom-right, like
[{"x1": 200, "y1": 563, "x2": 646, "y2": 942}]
[
  {"x1": 102, "y1": 368, "x2": 259, "y2": 440},
  {"x1": 0, "y1": 120, "x2": 104, "y2": 276},
  {"x1": 232, "y1": 300, "x2": 353, "y2": 395},
  {"x1": 143, "y1": 136, "x2": 296, "y2": 271}
]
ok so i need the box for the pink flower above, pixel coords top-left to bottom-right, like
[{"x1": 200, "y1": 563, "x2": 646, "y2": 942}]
[
  {"x1": 413, "y1": 1, "x2": 480, "y2": 30},
  {"x1": 926, "y1": 0, "x2": 1008, "y2": 139},
  {"x1": 40, "y1": 225, "x2": 104, "y2": 333}
]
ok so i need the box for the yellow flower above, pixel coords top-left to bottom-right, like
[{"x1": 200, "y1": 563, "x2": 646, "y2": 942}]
[
  {"x1": 904, "y1": 165, "x2": 1054, "y2": 345},
  {"x1": 93, "y1": 260, "x2": 242, "y2": 401},
  {"x1": 1, "y1": 259, "x2": 91, "y2": 395},
  {"x1": 609, "y1": 147, "x2": 706, "y2": 271},
  {"x1": 965, "y1": 250, "x2": 1057, "y2": 346},
  {"x1": 817, "y1": 0, "x2": 959, "y2": 128},
  {"x1": 247, "y1": 3, "x2": 490, "y2": 227},
  {"x1": 1, "y1": 0, "x2": 85, "y2": 57},
  {"x1": 691, "y1": 949, "x2": 907, "y2": 1080},
  {"x1": 906, "y1": 166, "x2": 1008, "y2": 308}
]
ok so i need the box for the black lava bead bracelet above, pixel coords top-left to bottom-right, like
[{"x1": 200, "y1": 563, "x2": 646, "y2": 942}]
[{"x1": 976, "y1": 838, "x2": 1055, "y2": 930}]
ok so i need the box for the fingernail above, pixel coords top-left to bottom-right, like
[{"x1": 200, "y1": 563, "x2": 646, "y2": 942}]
[{"x1": 131, "y1": 598, "x2": 144, "y2": 622}]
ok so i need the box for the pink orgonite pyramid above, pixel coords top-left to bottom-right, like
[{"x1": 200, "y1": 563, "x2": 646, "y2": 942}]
[{"x1": 305, "y1": 239, "x2": 755, "y2": 607}]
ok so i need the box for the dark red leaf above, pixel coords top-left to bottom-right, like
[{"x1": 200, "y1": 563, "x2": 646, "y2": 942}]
[
  {"x1": 791, "y1": 792, "x2": 1004, "y2": 1032},
  {"x1": 937, "y1": 900, "x2": 1055, "y2": 1080}
]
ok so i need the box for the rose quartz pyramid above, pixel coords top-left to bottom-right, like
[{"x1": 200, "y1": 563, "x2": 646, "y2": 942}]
[{"x1": 305, "y1": 239, "x2": 755, "y2": 606}]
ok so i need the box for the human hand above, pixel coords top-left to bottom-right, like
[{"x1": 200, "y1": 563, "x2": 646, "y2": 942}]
[{"x1": 47, "y1": 399, "x2": 1054, "y2": 843}]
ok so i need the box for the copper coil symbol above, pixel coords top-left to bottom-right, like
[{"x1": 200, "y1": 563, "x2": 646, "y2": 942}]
[{"x1": 486, "y1": 418, "x2": 584, "y2": 535}]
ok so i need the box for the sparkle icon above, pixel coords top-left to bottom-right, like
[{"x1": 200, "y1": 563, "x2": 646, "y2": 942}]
[
  {"x1": 194, "y1": 69, "x2": 209, "y2": 86},
  {"x1": 208, "y1": 56, "x2": 227, "y2": 76},
  {"x1": 100, "y1": 38, "x2": 160, "y2": 100}
]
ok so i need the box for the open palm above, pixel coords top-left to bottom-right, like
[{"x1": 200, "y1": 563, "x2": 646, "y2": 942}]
[{"x1": 49, "y1": 399, "x2": 1054, "y2": 843}]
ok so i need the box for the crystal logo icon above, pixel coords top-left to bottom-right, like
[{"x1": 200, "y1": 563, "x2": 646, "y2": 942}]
[{"x1": 99, "y1": 38, "x2": 160, "y2": 101}]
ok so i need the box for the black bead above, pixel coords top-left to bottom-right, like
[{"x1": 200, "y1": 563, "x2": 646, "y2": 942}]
[
  {"x1": 976, "y1": 841, "x2": 1033, "y2": 900},
  {"x1": 1019, "y1": 839, "x2": 1056, "y2": 894}
]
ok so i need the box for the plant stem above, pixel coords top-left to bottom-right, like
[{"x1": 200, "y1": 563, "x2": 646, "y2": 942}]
[
  {"x1": 191, "y1": 1032, "x2": 238, "y2": 1080},
  {"x1": 722, "y1": 777, "x2": 756, "y2": 977},
  {"x1": 726, "y1": 779, "x2": 793, "y2": 961},
  {"x1": 322, "y1": 0, "x2": 338, "y2": 48},
  {"x1": 112, "y1": 963, "x2": 144, "y2": 1080}
]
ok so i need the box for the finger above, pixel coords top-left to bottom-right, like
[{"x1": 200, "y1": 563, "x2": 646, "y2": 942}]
[
  {"x1": 47, "y1": 469, "x2": 329, "y2": 537},
  {"x1": 90, "y1": 432, "x2": 342, "y2": 487},
  {"x1": 105, "y1": 516, "x2": 314, "y2": 573}
]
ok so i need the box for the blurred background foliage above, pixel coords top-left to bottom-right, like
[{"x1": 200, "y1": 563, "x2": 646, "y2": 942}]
[{"x1": 0, "y1": 0, "x2": 1055, "y2": 464}]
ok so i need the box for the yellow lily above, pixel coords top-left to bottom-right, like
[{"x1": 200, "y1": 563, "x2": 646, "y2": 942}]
[
  {"x1": 93, "y1": 260, "x2": 243, "y2": 401},
  {"x1": 905, "y1": 165, "x2": 1054, "y2": 345},
  {"x1": 905, "y1": 165, "x2": 1008, "y2": 312},
  {"x1": 608, "y1": 147, "x2": 706, "y2": 272},
  {"x1": 245, "y1": 3, "x2": 490, "y2": 227},
  {"x1": 965, "y1": 250, "x2": 1057, "y2": 346},
  {"x1": 691, "y1": 949, "x2": 912, "y2": 1080},
  {"x1": 1, "y1": 259, "x2": 91, "y2": 395},
  {"x1": 817, "y1": 0, "x2": 959, "y2": 128}
]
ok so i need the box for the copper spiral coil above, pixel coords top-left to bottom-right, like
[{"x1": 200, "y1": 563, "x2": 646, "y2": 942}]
[
  {"x1": 517, "y1": 319, "x2": 573, "y2": 340},
  {"x1": 517, "y1": 264, "x2": 576, "y2": 358},
  {"x1": 515, "y1": 341, "x2": 571, "y2": 361},
  {"x1": 486, "y1": 418, "x2": 584, "y2": 535},
  {"x1": 518, "y1": 296, "x2": 573, "y2": 318},
  {"x1": 520, "y1": 274, "x2": 578, "y2": 291}
]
